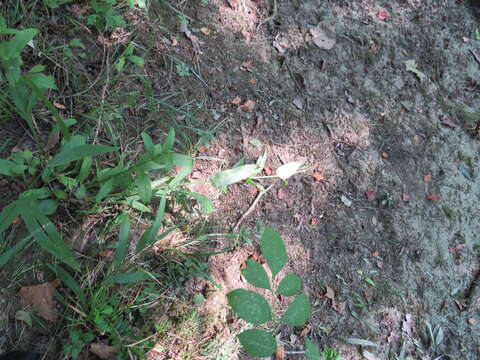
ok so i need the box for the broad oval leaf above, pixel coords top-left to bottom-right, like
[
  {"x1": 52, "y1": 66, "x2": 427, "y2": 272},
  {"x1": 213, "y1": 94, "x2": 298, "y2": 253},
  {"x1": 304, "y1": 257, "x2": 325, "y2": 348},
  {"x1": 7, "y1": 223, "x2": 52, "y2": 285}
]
[
  {"x1": 37, "y1": 199, "x2": 58, "y2": 216},
  {"x1": 237, "y1": 329, "x2": 276, "y2": 358},
  {"x1": 276, "y1": 161, "x2": 303, "y2": 180},
  {"x1": 226, "y1": 289, "x2": 272, "y2": 324},
  {"x1": 260, "y1": 227, "x2": 288, "y2": 278},
  {"x1": 241, "y1": 259, "x2": 271, "y2": 290},
  {"x1": 276, "y1": 273, "x2": 302, "y2": 296},
  {"x1": 280, "y1": 293, "x2": 310, "y2": 326},
  {"x1": 210, "y1": 164, "x2": 259, "y2": 189},
  {"x1": 141, "y1": 132, "x2": 155, "y2": 155},
  {"x1": 135, "y1": 170, "x2": 152, "y2": 203},
  {"x1": 0, "y1": 159, "x2": 18, "y2": 176},
  {"x1": 49, "y1": 144, "x2": 117, "y2": 168},
  {"x1": 305, "y1": 338, "x2": 321, "y2": 360}
]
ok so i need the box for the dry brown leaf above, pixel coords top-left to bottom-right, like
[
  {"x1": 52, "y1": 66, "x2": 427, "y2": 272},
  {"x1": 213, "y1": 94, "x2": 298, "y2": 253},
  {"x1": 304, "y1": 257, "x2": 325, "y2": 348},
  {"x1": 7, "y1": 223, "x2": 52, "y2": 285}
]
[
  {"x1": 468, "y1": 317, "x2": 476, "y2": 325},
  {"x1": 332, "y1": 299, "x2": 346, "y2": 313},
  {"x1": 171, "y1": 36, "x2": 178, "y2": 46},
  {"x1": 372, "y1": 251, "x2": 380, "y2": 257},
  {"x1": 200, "y1": 27, "x2": 211, "y2": 35},
  {"x1": 309, "y1": 218, "x2": 318, "y2": 226},
  {"x1": 313, "y1": 172, "x2": 324, "y2": 181},
  {"x1": 366, "y1": 189, "x2": 376, "y2": 201},
  {"x1": 249, "y1": 78, "x2": 257, "y2": 85},
  {"x1": 277, "y1": 188, "x2": 288, "y2": 200},
  {"x1": 264, "y1": 166, "x2": 273, "y2": 176},
  {"x1": 424, "y1": 174, "x2": 432, "y2": 182},
  {"x1": 99, "y1": 249, "x2": 114, "y2": 257},
  {"x1": 17, "y1": 280, "x2": 60, "y2": 322},
  {"x1": 275, "y1": 346, "x2": 285, "y2": 360},
  {"x1": 53, "y1": 102, "x2": 66, "y2": 110},
  {"x1": 448, "y1": 243, "x2": 465, "y2": 255},
  {"x1": 241, "y1": 61, "x2": 254, "y2": 71},
  {"x1": 310, "y1": 23, "x2": 336, "y2": 50},
  {"x1": 90, "y1": 343, "x2": 118, "y2": 360},
  {"x1": 228, "y1": 0, "x2": 239, "y2": 8},
  {"x1": 46, "y1": 131, "x2": 60, "y2": 148},
  {"x1": 325, "y1": 286, "x2": 335, "y2": 300},
  {"x1": 364, "y1": 290, "x2": 372, "y2": 297},
  {"x1": 376, "y1": 261, "x2": 384, "y2": 269},
  {"x1": 426, "y1": 194, "x2": 441, "y2": 201},
  {"x1": 12, "y1": 216, "x2": 21, "y2": 225},
  {"x1": 230, "y1": 96, "x2": 242, "y2": 106},
  {"x1": 455, "y1": 299, "x2": 466, "y2": 311},
  {"x1": 402, "y1": 193, "x2": 410, "y2": 202},
  {"x1": 239, "y1": 100, "x2": 256, "y2": 112},
  {"x1": 381, "y1": 152, "x2": 389, "y2": 159},
  {"x1": 387, "y1": 331, "x2": 400, "y2": 343}
]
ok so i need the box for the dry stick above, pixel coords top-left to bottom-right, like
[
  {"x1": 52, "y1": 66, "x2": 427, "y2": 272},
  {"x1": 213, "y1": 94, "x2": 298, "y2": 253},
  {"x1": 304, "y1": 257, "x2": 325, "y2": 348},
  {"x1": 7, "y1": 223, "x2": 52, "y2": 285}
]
[
  {"x1": 232, "y1": 183, "x2": 274, "y2": 232},
  {"x1": 470, "y1": 49, "x2": 480, "y2": 66}
]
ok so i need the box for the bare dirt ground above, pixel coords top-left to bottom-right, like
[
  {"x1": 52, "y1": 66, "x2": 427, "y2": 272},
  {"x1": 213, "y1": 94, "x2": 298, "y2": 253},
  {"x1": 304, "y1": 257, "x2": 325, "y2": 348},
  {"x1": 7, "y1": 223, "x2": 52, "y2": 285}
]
[{"x1": 164, "y1": 0, "x2": 480, "y2": 358}]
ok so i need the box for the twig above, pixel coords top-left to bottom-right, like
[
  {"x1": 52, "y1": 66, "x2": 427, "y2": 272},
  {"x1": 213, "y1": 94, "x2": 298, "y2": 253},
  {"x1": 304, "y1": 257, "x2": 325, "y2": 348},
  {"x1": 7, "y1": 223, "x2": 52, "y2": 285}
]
[
  {"x1": 470, "y1": 49, "x2": 480, "y2": 66},
  {"x1": 232, "y1": 184, "x2": 274, "y2": 231}
]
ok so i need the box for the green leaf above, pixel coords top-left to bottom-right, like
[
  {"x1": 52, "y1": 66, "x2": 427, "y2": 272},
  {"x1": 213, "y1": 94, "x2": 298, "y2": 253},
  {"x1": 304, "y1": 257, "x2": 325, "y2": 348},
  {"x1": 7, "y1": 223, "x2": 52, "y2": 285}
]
[
  {"x1": 115, "y1": 56, "x2": 125, "y2": 72},
  {"x1": 260, "y1": 227, "x2": 288, "y2": 278},
  {"x1": 29, "y1": 64, "x2": 46, "y2": 73},
  {"x1": 241, "y1": 259, "x2": 270, "y2": 290},
  {"x1": 95, "y1": 178, "x2": 114, "y2": 202},
  {"x1": 141, "y1": 132, "x2": 155, "y2": 155},
  {"x1": 77, "y1": 157, "x2": 92, "y2": 182},
  {"x1": 226, "y1": 289, "x2": 271, "y2": 324},
  {"x1": 135, "y1": 170, "x2": 152, "y2": 203},
  {"x1": 276, "y1": 273, "x2": 302, "y2": 296},
  {"x1": 280, "y1": 293, "x2": 310, "y2": 326},
  {"x1": 68, "y1": 38, "x2": 85, "y2": 49},
  {"x1": 127, "y1": 55, "x2": 144, "y2": 67},
  {"x1": 114, "y1": 212, "x2": 130, "y2": 268},
  {"x1": 8, "y1": 28, "x2": 38, "y2": 56},
  {"x1": 49, "y1": 144, "x2": 117, "y2": 168},
  {"x1": 135, "y1": 195, "x2": 166, "y2": 253},
  {"x1": 0, "y1": 236, "x2": 31, "y2": 269},
  {"x1": 104, "y1": 271, "x2": 151, "y2": 284},
  {"x1": 183, "y1": 191, "x2": 214, "y2": 213},
  {"x1": 0, "y1": 159, "x2": 18, "y2": 176},
  {"x1": 18, "y1": 199, "x2": 79, "y2": 271},
  {"x1": 25, "y1": 73, "x2": 57, "y2": 90},
  {"x1": 305, "y1": 338, "x2": 321, "y2": 360},
  {"x1": 210, "y1": 164, "x2": 259, "y2": 189},
  {"x1": 48, "y1": 264, "x2": 87, "y2": 306},
  {"x1": 237, "y1": 329, "x2": 276, "y2": 358},
  {"x1": 276, "y1": 161, "x2": 303, "y2": 180},
  {"x1": 343, "y1": 338, "x2": 380, "y2": 348},
  {"x1": 37, "y1": 199, "x2": 58, "y2": 216},
  {"x1": 15, "y1": 310, "x2": 32, "y2": 327},
  {"x1": 169, "y1": 153, "x2": 193, "y2": 185}
]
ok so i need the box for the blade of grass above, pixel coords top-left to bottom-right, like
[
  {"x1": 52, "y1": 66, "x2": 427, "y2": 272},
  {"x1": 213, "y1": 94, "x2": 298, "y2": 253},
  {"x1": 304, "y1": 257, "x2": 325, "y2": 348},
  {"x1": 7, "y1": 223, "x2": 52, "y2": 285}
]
[{"x1": 114, "y1": 212, "x2": 131, "y2": 268}]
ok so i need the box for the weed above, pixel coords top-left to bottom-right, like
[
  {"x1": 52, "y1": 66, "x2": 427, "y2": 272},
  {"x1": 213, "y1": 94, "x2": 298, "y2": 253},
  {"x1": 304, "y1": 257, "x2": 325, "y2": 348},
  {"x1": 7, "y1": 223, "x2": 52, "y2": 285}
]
[{"x1": 226, "y1": 226, "x2": 327, "y2": 358}]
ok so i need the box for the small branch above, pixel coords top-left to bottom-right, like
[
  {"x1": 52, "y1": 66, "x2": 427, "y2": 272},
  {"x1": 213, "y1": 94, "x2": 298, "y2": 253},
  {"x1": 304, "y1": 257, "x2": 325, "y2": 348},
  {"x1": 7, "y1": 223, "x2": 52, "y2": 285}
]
[
  {"x1": 470, "y1": 49, "x2": 480, "y2": 66},
  {"x1": 232, "y1": 184, "x2": 274, "y2": 232}
]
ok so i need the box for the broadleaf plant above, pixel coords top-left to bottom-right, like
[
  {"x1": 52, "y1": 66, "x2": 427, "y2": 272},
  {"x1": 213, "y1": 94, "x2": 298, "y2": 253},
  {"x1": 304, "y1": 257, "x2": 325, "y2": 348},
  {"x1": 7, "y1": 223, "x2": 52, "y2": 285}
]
[{"x1": 227, "y1": 226, "x2": 324, "y2": 357}]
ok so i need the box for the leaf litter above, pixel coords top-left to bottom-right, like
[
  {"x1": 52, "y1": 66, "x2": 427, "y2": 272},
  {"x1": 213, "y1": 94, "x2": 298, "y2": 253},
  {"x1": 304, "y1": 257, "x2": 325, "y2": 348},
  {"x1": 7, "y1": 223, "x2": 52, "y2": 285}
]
[{"x1": 17, "y1": 279, "x2": 60, "y2": 322}]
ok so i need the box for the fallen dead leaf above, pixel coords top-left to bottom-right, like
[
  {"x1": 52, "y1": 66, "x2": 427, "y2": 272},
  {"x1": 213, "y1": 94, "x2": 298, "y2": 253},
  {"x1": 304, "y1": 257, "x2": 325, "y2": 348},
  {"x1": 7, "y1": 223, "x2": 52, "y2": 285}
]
[
  {"x1": 381, "y1": 152, "x2": 389, "y2": 159},
  {"x1": 300, "y1": 324, "x2": 312, "y2": 337},
  {"x1": 90, "y1": 343, "x2": 118, "y2": 360},
  {"x1": 402, "y1": 193, "x2": 410, "y2": 202},
  {"x1": 441, "y1": 117, "x2": 459, "y2": 128},
  {"x1": 17, "y1": 280, "x2": 60, "y2": 322},
  {"x1": 99, "y1": 249, "x2": 114, "y2": 257},
  {"x1": 230, "y1": 96, "x2": 242, "y2": 106},
  {"x1": 200, "y1": 27, "x2": 211, "y2": 35},
  {"x1": 249, "y1": 78, "x2": 257, "y2": 85},
  {"x1": 372, "y1": 251, "x2": 380, "y2": 257},
  {"x1": 313, "y1": 172, "x2": 324, "y2": 181},
  {"x1": 424, "y1": 174, "x2": 432, "y2": 182},
  {"x1": 12, "y1": 216, "x2": 21, "y2": 225},
  {"x1": 377, "y1": 10, "x2": 389, "y2": 21},
  {"x1": 448, "y1": 243, "x2": 465, "y2": 255},
  {"x1": 170, "y1": 36, "x2": 178, "y2": 46},
  {"x1": 53, "y1": 101, "x2": 66, "y2": 110},
  {"x1": 366, "y1": 189, "x2": 376, "y2": 201},
  {"x1": 46, "y1": 131, "x2": 60, "y2": 148},
  {"x1": 277, "y1": 188, "x2": 288, "y2": 200},
  {"x1": 275, "y1": 345, "x2": 285, "y2": 360},
  {"x1": 309, "y1": 218, "x2": 318, "y2": 226},
  {"x1": 387, "y1": 331, "x2": 400, "y2": 343},
  {"x1": 310, "y1": 23, "x2": 336, "y2": 50},
  {"x1": 426, "y1": 194, "x2": 441, "y2": 201},
  {"x1": 332, "y1": 299, "x2": 346, "y2": 313},
  {"x1": 364, "y1": 290, "x2": 372, "y2": 297},
  {"x1": 468, "y1": 317, "x2": 476, "y2": 325},
  {"x1": 455, "y1": 299, "x2": 466, "y2": 311},
  {"x1": 227, "y1": 0, "x2": 239, "y2": 8},
  {"x1": 402, "y1": 314, "x2": 415, "y2": 336},
  {"x1": 264, "y1": 166, "x2": 273, "y2": 176},
  {"x1": 241, "y1": 61, "x2": 254, "y2": 71},
  {"x1": 239, "y1": 100, "x2": 256, "y2": 112},
  {"x1": 325, "y1": 286, "x2": 335, "y2": 300},
  {"x1": 250, "y1": 186, "x2": 259, "y2": 195}
]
